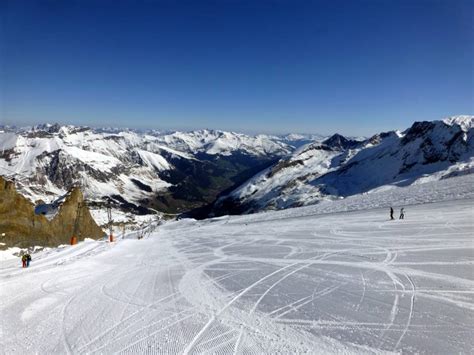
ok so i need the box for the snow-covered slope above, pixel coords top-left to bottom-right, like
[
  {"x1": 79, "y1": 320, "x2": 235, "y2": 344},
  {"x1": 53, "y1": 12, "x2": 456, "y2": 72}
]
[
  {"x1": 317, "y1": 118, "x2": 473, "y2": 195},
  {"x1": 0, "y1": 125, "x2": 171, "y2": 205},
  {"x1": 0, "y1": 124, "x2": 292, "y2": 213},
  {"x1": 217, "y1": 116, "x2": 474, "y2": 213},
  {"x1": 1, "y1": 174, "x2": 473, "y2": 354}
]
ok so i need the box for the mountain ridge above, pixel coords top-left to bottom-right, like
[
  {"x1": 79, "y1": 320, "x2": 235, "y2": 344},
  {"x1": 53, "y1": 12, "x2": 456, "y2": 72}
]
[
  {"x1": 0, "y1": 125, "x2": 294, "y2": 215},
  {"x1": 213, "y1": 116, "x2": 474, "y2": 214},
  {"x1": 1, "y1": 116, "x2": 472, "y2": 218}
]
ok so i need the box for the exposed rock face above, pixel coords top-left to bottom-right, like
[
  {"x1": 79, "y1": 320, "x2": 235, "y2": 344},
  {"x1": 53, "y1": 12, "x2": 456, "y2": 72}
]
[
  {"x1": 0, "y1": 176, "x2": 104, "y2": 248},
  {"x1": 322, "y1": 134, "x2": 361, "y2": 150}
]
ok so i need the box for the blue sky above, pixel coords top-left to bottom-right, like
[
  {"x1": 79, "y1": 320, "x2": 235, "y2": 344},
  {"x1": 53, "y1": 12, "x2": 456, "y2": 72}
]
[{"x1": 2, "y1": 0, "x2": 473, "y2": 136}]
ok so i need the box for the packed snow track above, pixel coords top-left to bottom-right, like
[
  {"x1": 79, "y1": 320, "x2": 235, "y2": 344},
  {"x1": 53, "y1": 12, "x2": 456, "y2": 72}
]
[{"x1": 1, "y1": 199, "x2": 473, "y2": 354}]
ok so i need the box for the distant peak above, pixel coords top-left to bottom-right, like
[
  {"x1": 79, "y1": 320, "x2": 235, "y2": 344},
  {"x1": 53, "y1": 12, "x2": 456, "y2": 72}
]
[
  {"x1": 443, "y1": 115, "x2": 474, "y2": 132},
  {"x1": 325, "y1": 133, "x2": 347, "y2": 141},
  {"x1": 31, "y1": 123, "x2": 94, "y2": 135},
  {"x1": 322, "y1": 133, "x2": 359, "y2": 150},
  {"x1": 34, "y1": 123, "x2": 62, "y2": 132}
]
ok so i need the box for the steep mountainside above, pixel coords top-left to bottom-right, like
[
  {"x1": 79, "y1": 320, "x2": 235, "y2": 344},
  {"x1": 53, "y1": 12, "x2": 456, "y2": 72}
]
[
  {"x1": 0, "y1": 176, "x2": 103, "y2": 248},
  {"x1": 214, "y1": 116, "x2": 474, "y2": 214},
  {"x1": 0, "y1": 125, "x2": 292, "y2": 214}
]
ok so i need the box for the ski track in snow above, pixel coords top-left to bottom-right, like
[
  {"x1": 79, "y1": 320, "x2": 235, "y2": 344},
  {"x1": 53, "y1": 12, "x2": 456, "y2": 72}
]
[{"x1": 1, "y1": 199, "x2": 473, "y2": 354}]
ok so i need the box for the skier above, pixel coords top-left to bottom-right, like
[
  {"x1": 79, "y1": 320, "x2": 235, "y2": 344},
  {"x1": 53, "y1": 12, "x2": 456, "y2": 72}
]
[
  {"x1": 399, "y1": 208, "x2": 405, "y2": 220},
  {"x1": 21, "y1": 254, "x2": 27, "y2": 268},
  {"x1": 26, "y1": 253, "x2": 32, "y2": 267},
  {"x1": 390, "y1": 207, "x2": 394, "y2": 220}
]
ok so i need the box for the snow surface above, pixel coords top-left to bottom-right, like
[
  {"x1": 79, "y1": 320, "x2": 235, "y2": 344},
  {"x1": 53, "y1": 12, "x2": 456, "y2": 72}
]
[
  {"x1": 136, "y1": 149, "x2": 171, "y2": 171},
  {"x1": 1, "y1": 177, "x2": 473, "y2": 354},
  {"x1": 0, "y1": 133, "x2": 18, "y2": 151},
  {"x1": 0, "y1": 247, "x2": 23, "y2": 261}
]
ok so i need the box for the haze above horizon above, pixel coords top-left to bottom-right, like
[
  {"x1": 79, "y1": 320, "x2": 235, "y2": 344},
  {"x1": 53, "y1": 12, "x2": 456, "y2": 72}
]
[{"x1": 2, "y1": 0, "x2": 473, "y2": 136}]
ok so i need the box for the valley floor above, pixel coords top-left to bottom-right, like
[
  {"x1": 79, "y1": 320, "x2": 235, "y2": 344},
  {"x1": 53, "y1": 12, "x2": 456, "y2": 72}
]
[{"x1": 1, "y1": 198, "x2": 473, "y2": 354}]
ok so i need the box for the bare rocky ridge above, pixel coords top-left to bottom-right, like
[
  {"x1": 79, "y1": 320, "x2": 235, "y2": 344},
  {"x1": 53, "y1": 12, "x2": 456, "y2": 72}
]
[{"x1": 0, "y1": 176, "x2": 104, "y2": 248}]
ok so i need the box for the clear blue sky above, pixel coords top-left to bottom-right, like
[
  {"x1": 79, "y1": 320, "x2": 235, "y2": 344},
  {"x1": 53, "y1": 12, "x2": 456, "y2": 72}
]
[{"x1": 2, "y1": 0, "x2": 473, "y2": 136}]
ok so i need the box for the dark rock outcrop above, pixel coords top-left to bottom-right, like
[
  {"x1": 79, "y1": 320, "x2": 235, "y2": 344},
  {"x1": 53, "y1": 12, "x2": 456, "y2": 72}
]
[
  {"x1": 322, "y1": 134, "x2": 361, "y2": 150},
  {"x1": 0, "y1": 176, "x2": 104, "y2": 248}
]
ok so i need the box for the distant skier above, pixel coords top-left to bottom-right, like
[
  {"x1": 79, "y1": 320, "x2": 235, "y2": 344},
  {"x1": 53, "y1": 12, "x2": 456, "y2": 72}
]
[
  {"x1": 390, "y1": 207, "x2": 394, "y2": 220},
  {"x1": 24, "y1": 253, "x2": 32, "y2": 267},
  {"x1": 21, "y1": 254, "x2": 27, "y2": 268},
  {"x1": 399, "y1": 208, "x2": 405, "y2": 220}
]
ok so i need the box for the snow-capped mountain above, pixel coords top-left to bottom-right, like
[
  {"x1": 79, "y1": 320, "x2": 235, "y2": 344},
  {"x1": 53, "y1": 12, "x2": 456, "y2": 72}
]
[
  {"x1": 0, "y1": 125, "x2": 293, "y2": 214},
  {"x1": 152, "y1": 129, "x2": 291, "y2": 156},
  {"x1": 215, "y1": 116, "x2": 474, "y2": 214},
  {"x1": 275, "y1": 133, "x2": 327, "y2": 148},
  {"x1": 3, "y1": 116, "x2": 472, "y2": 217}
]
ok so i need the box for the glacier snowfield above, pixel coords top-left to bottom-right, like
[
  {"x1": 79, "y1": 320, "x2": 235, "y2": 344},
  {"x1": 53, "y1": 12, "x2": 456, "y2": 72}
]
[{"x1": 1, "y1": 198, "x2": 473, "y2": 353}]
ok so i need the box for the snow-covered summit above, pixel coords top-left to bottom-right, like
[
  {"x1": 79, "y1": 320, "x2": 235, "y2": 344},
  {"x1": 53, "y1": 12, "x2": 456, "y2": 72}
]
[
  {"x1": 442, "y1": 115, "x2": 474, "y2": 132},
  {"x1": 321, "y1": 133, "x2": 362, "y2": 150}
]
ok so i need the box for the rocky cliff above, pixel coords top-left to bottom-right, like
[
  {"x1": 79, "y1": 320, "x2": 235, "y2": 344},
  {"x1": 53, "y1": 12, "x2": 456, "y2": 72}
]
[{"x1": 0, "y1": 176, "x2": 104, "y2": 248}]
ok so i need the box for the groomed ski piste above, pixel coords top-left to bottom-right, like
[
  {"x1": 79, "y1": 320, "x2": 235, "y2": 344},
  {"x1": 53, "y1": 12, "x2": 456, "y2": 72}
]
[{"x1": 1, "y1": 175, "x2": 473, "y2": 354}]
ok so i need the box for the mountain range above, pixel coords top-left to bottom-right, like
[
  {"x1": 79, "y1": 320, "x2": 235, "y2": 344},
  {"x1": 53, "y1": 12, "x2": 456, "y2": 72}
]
[
  {"x1": 0, "y1": 124, "x2": 301, "y2": 215},
  {"x1": 1, "y1": 116, "x2": 472, "y2": 219}
]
